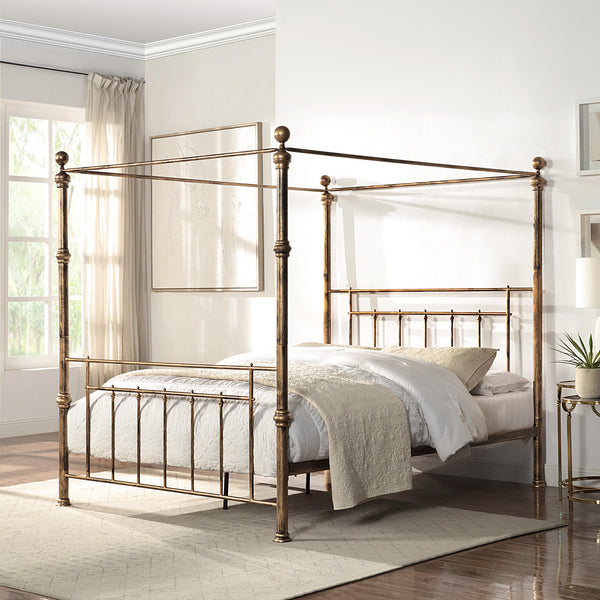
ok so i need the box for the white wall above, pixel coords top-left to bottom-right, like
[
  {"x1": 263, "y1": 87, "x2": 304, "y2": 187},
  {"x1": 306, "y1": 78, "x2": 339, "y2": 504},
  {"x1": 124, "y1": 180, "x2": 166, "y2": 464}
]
[
  {"x1": 276, "y1": 0, "x2": 600, "y2": 484},
  {"x1": 145, "y1": 36, "x2": 276, "y2": 363},
  {"x1": 0, "y1": 37, "x2": 144, "y2": 437}
]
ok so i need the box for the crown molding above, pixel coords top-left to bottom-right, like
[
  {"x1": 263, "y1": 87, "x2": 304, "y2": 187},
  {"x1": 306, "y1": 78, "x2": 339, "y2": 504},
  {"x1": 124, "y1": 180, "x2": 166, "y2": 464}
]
[
  {"x1": 144, "y1": 18, "x2": 275, "y2": 59},
  {"x1": 0, "y1": 17, "x2": 276, "y2": 62},
  {"x1": 0, "y1": 19, "x2": 145, "y2": 60}
]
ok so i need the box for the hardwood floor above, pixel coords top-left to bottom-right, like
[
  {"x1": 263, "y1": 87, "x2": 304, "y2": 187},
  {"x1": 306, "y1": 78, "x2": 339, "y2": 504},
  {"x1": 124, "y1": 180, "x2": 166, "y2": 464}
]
[{"x1": 1, "y1": 433, "x2": 599, "y2": 599}]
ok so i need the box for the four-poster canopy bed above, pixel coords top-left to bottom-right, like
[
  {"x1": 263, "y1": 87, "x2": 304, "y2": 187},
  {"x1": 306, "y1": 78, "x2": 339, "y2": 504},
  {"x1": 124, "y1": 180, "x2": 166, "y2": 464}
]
[{"x1": 54, "y1": 125, "x2": 546, "y2": 543}]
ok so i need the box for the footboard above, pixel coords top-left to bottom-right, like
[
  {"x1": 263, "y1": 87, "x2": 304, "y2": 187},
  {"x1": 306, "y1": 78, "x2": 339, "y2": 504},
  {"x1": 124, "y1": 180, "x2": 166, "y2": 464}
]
[{"x1": 64, "y1": 357, "x2": 277, "y2": 508}]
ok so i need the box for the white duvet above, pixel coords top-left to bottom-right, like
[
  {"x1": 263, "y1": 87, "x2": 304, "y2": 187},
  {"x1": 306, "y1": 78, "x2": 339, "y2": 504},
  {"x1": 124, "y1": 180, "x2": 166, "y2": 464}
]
[{"x1": 68, "y1": 345, "x2": 488, "y2": 479}]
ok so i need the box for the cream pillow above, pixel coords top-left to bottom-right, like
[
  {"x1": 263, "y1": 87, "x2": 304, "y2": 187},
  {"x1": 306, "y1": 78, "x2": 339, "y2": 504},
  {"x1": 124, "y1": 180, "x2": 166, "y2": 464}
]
[{"x1": 381, "y1": 346, "x2": 497, "y2": 391}]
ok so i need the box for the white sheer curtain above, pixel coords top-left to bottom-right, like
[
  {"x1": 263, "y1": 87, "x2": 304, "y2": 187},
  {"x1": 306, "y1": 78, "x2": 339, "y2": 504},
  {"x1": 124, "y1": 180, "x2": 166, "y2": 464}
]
[{"x1": 83, "y1": 73, "x2": 148, "y2": 385}]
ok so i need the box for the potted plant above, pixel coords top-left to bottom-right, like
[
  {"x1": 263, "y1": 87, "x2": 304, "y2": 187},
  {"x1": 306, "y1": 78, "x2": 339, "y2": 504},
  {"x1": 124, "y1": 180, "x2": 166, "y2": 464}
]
[{"x1": 555, "y1": 332, "x2": 600, "y2": 398}]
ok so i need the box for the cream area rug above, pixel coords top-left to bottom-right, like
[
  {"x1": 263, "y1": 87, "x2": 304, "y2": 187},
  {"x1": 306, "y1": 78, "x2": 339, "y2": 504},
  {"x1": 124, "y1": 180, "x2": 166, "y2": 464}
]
[{"x1": 0, "y1": 474, "x2": 562, "y2": 600}]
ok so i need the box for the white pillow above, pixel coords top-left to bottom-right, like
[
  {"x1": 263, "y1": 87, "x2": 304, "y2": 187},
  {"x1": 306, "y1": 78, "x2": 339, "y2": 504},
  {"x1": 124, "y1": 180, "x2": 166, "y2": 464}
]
[
  {"x1": 470, "y1": 371, "x2": 530, "y2": 396},
  {"x1": 381, "y1": 346, "x2": 497, "y2": 391}
]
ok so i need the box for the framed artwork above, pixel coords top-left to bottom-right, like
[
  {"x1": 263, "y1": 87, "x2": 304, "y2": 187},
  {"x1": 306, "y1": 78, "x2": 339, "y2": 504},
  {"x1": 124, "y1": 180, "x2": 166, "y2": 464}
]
[
  {"x1": 577, "y1": 98, "x2": 600, "y2": 175},
  {"x1": 151, "y1": 123, "x2": 263, "y2": 291},
  {"x1": 579, "y1": 210, "x2": 600, "y2": 257}
]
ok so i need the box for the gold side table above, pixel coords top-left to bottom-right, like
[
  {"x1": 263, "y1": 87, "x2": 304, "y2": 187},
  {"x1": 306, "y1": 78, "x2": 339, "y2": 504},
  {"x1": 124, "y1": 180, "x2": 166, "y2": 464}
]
[{"x1": 561, "y1": 393, "x2": 600, "y2": 509}]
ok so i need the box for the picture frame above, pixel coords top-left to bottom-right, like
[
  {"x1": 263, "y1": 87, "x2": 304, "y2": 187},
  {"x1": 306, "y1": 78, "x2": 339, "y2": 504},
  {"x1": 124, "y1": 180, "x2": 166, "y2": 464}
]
[
  {"x1": 151, "y1": 123, "x2": 263, "y2": 291},
  {"x1": 579, "y1": 209, "x2": 600, "y2": 257},
  {"x1": 577, "y1": 98, "x2": 600, "y2": 175}
]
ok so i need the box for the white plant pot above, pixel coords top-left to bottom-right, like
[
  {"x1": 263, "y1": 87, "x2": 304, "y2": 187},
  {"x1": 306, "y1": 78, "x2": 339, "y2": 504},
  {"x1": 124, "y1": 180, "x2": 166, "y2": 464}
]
[{"x1": 575, "y1": 368, "x2": 600, "y2": 399}]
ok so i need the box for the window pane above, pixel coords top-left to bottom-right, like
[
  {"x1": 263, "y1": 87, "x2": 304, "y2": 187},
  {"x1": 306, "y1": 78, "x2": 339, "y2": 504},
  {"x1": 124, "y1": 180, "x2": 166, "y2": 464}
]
[
  {"x1": 8, "y1": 242, "x2": 47, "y2": 297},
  {"x1": 52, "y1": 300, "x2": 82, "y2": 356},
  {"x1": 9, "y1": 117, "x2": 48, "y2": 177},
  {"x1": 54, "y1": 121, "x2": 83, "y2": 167},
  {"x1": 9, "y1": 181, "x2": 48, "y2": 237},
  {"x1": 8, "y1": 301, "x2": 46, "y2": 356}
]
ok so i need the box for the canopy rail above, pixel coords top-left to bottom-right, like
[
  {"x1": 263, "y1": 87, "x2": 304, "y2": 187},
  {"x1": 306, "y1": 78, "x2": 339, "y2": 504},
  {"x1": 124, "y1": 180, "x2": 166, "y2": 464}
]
[
  {"x1": 287, "y1": 146, "x2": 536, "y2": 177},
  {"x1": 65, "y1": 144, "x2": 537, "y2": 194},
  {"x1": 65, "y1": 147, "x2": 278, "y2": 172}
]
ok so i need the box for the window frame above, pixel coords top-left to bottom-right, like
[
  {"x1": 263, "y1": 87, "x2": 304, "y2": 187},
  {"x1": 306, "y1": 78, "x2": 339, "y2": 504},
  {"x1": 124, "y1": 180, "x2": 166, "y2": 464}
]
[{"x1": 1, "y1": 100, "x2": 85, "y2": 370}]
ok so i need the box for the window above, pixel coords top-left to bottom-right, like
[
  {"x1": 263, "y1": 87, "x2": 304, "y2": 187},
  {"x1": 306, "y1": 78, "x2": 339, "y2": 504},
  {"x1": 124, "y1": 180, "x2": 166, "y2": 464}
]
[{"x1": 2, "y1": 101, "x2": 85, "y2": 369}]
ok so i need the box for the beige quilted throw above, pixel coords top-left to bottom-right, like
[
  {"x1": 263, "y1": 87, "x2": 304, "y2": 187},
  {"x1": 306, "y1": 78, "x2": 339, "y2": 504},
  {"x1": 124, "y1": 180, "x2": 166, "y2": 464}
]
[{"x1": 279, "y1": 362, "x2": 412, "y2": 510}]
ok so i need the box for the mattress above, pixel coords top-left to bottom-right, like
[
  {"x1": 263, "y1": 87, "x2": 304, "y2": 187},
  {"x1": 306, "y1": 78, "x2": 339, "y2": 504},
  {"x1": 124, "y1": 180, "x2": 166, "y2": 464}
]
[{"x1": 472, "y1": 389, "x2": 533, "y2": 435}]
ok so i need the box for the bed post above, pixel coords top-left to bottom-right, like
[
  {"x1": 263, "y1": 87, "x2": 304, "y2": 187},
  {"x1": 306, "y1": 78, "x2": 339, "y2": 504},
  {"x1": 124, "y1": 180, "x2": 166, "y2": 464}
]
[
  {"x1": 321, "y1": 175, "x2": 334, "y2": 343},
  {"x1": 55, "y1": 151, "x2": 72, "y2": 506},
  {"x1": 531, "y1": 157, "x2": 546, "y2": 488},
  {"x1": 273, "y1": 126, "x2": 292, "y2": 542}
]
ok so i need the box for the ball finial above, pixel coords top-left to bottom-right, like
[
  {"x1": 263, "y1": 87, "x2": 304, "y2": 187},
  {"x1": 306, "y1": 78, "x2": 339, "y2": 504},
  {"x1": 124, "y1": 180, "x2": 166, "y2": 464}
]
[
  {"x1": 532, "y1": 156, "x2": 546, "y2": 171},
  {"x1": 320, "y1": 175, "x2": 331, "y2": 188},
  {"x1": 274, "y1": 126, "x2": 290, "y2": 144},
  {"x1": 55, "y1": 151, "x2": 69, "y2": 167}
]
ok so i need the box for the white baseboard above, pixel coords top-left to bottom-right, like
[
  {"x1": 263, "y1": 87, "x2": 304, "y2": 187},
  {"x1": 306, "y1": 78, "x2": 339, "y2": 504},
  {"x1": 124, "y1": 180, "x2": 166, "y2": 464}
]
[{"x1": 0, "y1": 416, "x2": 58, "y2": 438}]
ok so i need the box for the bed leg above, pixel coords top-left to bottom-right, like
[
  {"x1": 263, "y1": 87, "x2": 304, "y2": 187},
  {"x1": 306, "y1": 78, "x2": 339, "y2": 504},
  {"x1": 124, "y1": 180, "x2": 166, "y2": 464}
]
[
  {"x1": 324, "y1": 470, "x2": 331, "y2": 492},
  {"x1": 58, "y1": 403, "x2": 71, "y2": 507},
  {"x1": 305, "y1": 473, "x2": 311, "y2": 495},
  {"x1": 222, "y1": 472, "x2": 229, "y2": 510},
  {"x1": 531, "y1": 430, "x2": 546, "y2": 489}
]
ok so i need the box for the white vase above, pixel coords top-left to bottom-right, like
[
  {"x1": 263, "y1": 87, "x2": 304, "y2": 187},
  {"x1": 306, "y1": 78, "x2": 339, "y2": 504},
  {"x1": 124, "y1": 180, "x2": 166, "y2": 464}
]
[{"x1": 575, "y1": 368, "x2": 600, "y2": 399}]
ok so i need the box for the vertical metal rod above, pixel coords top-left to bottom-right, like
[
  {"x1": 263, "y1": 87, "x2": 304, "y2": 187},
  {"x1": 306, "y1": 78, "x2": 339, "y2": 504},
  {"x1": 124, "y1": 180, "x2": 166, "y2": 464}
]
[
  {"x1": 110, "y1": 386, "x2": 116, "y2": 480},
  {"x1": 566, "y1": 407, "x2": 573, "y2": 515},
  {"x1": 477, "y1": 311, "x2": 482, "y2": 347},
  {"x1": 372, "y1": 313, "x2": 378, "y2": 347},
  {"x1": 398, "y1": 311, "x2": 402, "y2": 346},
  {"x1": 136, "y1": 388, "x2": 141, "y2": 484},
  {"x1": 557, "y1": 386, "x2": 563, "y2": 498},
  {"x1": 305, "y1": 473, "x2": 311, "y2": 495},
  {"x1": 423, "y1": 310, "x2": 428, "y2": 347},
  {"x1": 531, "y1": 157, "x2": 546, "y2": 488},
  {"x1": 248, "y1": 367, "x2": 255, "y2": 501},
  {"x1": 190, "y1": 392, "x2": 195, "y2": 492},
  {"x1": 273, "y1": 126, "x2": 292, "y2": 543},
  {"x1": 322, "y1": 176, "x2": 334, "y2": 344},
  {"x1": 163, "y1": 389, "x2": 168, "y2": 487},
  {"x1": 55, "y1": 151, "x2": 71, "y2": 507},
  {"x1": 506, "y1": 286, "x2": 511, "y2": 371},
  {"x1": 219, "y1": 393, "x2": 224, "y2": 496},
  {"x1": 85, "y1": 361, "x2": 91, "y2": 478},
  {"x1": 450, "y1": 310, "x2": 455, "y2": 347},
  {"x1": 348, "y1": 288, "x2": 353, "y2": 345},
  {"x1": 223, "y1": 472, "x2": 229, "y2": 510}
]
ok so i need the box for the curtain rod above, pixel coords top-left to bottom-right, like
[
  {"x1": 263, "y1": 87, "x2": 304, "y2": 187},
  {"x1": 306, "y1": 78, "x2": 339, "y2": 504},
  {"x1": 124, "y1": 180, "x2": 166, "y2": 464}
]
[
  {"x1": 0, "y1": 59, "x2": 89, "y2": 77},
  {"x1": 0, "y1": 60, "x2": 146, "y2": 84}
]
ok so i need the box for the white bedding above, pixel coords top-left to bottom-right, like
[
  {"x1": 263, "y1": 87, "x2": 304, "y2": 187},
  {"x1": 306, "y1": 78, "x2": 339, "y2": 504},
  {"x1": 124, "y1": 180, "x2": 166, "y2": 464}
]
[{"x1": 68, "y1": 346, "x2": 491, "y2": 481}]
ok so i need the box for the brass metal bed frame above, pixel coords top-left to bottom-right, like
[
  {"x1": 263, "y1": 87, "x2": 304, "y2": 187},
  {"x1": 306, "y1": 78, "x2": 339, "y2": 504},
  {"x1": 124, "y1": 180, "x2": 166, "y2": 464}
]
[{"x1": 55, "y1": 126, "x2": 546, "y2": 543}]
